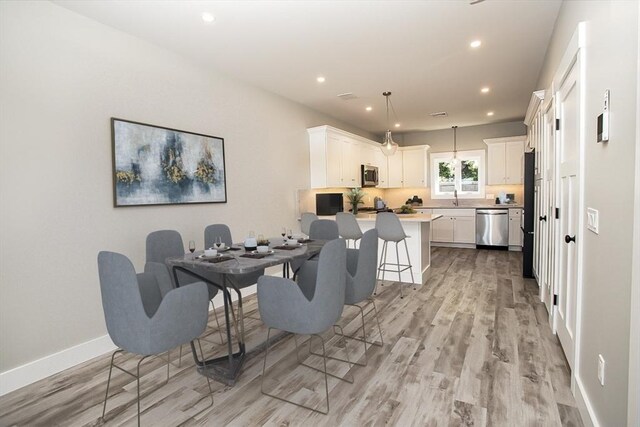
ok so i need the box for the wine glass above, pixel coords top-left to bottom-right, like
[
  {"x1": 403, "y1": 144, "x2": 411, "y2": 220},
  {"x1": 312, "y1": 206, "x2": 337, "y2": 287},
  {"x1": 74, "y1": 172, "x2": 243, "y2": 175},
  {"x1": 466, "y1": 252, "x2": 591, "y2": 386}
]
[
  {"x1": 287, "y1": 229, "x2": 293, "y2": 240},
  {"x1": 188, "y1": 240, "x2": 196, "y2": 254},
  {"x1": 281, "y1": 227, "x2": 287, "y2": 243},
  {"x1": 214, "y1": 236, "x2": 223, "y2": 250}
]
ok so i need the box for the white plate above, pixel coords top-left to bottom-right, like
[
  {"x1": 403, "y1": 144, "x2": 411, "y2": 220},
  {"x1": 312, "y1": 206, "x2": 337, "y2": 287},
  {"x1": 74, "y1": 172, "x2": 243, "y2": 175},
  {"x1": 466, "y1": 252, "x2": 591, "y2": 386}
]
[
  {"x1": 285, "y1": 243, "x2": 303, "y2": 247},
  {"x1": 251, "y1": 250, "x2": 275, "y2": 255},
  {"x1": 213, "y1": 246, "x2": 230, "y2": 252}
]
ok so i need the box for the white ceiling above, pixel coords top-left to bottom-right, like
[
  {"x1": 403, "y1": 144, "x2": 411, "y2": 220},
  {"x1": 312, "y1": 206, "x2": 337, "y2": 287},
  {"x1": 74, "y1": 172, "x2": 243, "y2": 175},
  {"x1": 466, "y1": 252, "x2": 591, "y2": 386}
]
[{"x1": 54, "y1": 0, "x2": 561, "y2": 134}]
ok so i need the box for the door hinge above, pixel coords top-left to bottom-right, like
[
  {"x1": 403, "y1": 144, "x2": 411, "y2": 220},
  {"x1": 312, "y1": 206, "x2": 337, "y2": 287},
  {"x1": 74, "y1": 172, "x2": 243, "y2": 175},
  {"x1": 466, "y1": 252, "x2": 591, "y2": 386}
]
[
  {"x1": 555, "y1": 207, "x2": 560, "y2": 219},
  {"x1": 555, "y1": 119, "x2": 560, "y2": 130},
  {"x1": 553, "y1": 294, "x2": 558, "y2": 306}
]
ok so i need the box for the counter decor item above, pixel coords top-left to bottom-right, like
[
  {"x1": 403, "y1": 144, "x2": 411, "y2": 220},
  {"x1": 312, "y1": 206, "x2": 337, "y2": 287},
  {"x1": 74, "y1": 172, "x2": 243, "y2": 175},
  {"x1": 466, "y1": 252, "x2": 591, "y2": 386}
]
[
  {"x1": 405, "y1": 195, "x2": 423, "y2": 206},
  {"x1": 346, "y1": 187, "x2": 366, "y2": 215},
  {"x1": 398, "y1": 204, "x2": 417, "y2": 214},
  {"x1": 111, "y1": 118, "x2": 227, "y2": 207}
]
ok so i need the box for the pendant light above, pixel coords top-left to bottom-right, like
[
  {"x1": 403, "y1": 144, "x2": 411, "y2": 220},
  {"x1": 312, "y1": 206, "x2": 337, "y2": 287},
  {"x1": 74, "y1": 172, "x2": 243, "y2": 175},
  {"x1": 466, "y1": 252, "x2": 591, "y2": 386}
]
[
  {"x1": 381, "y1": 91, "x2": 399, "y2": 156},
  {"x1": 451, "y1": 125, "x2": 458, "y2": 166}
]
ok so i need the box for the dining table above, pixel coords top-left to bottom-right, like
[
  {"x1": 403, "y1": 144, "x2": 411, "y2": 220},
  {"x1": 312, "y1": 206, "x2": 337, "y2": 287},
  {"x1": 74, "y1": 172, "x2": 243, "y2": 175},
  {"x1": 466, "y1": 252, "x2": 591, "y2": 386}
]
[{"x1": 166, "y1": 238, "x2": 325, "y2": 386}]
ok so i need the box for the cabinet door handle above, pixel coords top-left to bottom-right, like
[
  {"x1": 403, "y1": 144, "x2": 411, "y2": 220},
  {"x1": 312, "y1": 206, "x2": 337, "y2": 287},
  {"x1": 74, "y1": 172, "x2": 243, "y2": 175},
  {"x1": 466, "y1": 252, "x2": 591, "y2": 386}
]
[
  {"x1": 539, "y1": 215, "x2": 547, "y2": 222},
  {"x1": 564, "y1": 235, "x2": 576, "y2": 244}
]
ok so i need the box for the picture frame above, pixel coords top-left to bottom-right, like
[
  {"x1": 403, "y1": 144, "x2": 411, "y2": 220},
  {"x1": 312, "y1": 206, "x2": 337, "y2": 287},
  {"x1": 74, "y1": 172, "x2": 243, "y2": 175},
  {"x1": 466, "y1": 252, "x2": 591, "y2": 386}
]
[{"x1": 111, "y1": 118, "x2": 227, "y2": 207}]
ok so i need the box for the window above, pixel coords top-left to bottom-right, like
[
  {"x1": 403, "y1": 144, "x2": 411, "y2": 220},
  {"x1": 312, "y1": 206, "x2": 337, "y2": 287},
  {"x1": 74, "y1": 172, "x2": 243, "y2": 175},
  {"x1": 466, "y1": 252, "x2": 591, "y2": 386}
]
[{"x1": 430, "y1": 150, "x2": 485, "y2": 199}]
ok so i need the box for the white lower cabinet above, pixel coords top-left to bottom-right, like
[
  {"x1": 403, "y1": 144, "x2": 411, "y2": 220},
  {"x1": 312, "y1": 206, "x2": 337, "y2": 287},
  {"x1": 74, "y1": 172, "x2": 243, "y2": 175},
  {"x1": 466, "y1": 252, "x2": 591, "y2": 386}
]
[
  {"x1": 432, "y1": 216, "x2": 454, "y2": 242},
  {"x1": 509, "y1": 208, "x2": 523, "y2": 248},
  {"x1": 453, "y1": 216, "x2": 476, "y2": 244},
  {"x1": 431, "y1": 209, "x2": 476, "y2": 244}
]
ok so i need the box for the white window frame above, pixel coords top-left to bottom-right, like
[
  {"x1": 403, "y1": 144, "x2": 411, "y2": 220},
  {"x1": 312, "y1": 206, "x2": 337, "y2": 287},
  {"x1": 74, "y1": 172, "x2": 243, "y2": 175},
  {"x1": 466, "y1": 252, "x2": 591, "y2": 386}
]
[{"x1": 430, "y1": 150, "x2": 486, "y2": 199}]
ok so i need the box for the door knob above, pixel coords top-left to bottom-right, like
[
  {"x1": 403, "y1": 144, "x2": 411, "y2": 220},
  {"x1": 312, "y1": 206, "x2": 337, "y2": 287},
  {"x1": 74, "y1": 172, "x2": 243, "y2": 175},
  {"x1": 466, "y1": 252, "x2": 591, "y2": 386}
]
[
  {"x1": 540, "y1": 215, "x2": 547, "y2": 222},
  {"x1": 564, "y1": 234, "x2": 576, "y2": 244}
]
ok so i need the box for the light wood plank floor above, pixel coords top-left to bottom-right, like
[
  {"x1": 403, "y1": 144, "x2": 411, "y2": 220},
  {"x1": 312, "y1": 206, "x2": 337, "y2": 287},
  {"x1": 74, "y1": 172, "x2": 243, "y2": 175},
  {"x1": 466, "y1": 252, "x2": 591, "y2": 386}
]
[{"x1": 0, "y1": 248, "x2": 584, "y2": 426}]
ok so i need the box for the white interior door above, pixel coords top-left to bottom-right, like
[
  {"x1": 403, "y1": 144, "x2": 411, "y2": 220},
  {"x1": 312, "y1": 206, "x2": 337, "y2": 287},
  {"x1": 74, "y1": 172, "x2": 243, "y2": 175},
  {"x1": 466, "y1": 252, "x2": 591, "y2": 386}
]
[
  {"x1": 555, "y1": 59, "x2": 580, "y2": 370},
  {"x1": 542, "y1": 98, "x2": 556, "y2": 323}
]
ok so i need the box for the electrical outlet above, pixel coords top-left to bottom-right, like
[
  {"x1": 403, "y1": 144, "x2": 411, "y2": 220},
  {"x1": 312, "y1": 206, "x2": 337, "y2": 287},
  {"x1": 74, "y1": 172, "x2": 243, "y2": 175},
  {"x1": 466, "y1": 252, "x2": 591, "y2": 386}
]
[{"x1": 598, "y1": 354, "x2": 605, "y2": 386}]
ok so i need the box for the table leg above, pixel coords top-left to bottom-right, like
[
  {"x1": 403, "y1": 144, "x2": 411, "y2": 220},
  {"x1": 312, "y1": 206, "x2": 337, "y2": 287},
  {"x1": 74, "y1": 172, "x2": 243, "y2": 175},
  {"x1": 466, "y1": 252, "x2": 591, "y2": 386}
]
[{"x1": 171, "y1": 266, "x2": 246, "y2": 386}]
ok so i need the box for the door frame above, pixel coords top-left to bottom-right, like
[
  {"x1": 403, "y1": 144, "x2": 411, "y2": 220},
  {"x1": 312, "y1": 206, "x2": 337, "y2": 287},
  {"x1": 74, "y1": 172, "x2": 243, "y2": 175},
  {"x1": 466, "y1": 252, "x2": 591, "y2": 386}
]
[
  {"x1": 541, "y1": 91, "x2": 556, "y2": 327},
  {"x1": 628, "y1": 5, "x2": 640, "y2": 425},
  {"x1": 551, "y1": 22, "x2": 586, "y2": 389}
]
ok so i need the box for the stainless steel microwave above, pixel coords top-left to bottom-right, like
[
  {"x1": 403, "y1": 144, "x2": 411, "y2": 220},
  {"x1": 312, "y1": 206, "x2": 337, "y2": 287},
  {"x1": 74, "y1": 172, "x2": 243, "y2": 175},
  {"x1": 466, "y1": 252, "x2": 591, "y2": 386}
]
[{"x1": 361, "y1": 164, "x2": 378, "y2": 187}]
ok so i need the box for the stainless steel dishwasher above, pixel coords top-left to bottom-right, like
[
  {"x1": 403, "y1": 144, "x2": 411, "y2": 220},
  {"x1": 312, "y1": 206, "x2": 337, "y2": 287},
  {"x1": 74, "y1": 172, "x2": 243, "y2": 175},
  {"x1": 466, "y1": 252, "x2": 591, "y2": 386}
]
[{"x1": 476, "y1": 208, "x2": 509, "y2": 248}]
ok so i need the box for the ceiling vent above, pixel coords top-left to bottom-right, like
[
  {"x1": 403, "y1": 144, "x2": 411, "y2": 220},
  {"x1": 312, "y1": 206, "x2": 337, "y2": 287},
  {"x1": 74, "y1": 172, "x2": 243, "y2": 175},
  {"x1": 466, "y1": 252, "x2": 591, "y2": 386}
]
[
  {"x1": 337, "y1": 92, "x2": 358, "y2": 101},
  {"x1": 429, "y1": 111, "x2": 448, "y2": 118}
]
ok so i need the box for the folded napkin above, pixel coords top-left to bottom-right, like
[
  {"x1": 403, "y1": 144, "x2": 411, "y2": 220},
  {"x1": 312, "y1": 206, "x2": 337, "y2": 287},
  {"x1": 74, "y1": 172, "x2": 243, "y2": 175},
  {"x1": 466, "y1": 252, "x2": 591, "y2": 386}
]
[
  {"x1": 273, "y1": 245, "x2": 299, "y2": 250},
  {"x1": 240, "y1": 253, "x2": 271, "y2": 259}
]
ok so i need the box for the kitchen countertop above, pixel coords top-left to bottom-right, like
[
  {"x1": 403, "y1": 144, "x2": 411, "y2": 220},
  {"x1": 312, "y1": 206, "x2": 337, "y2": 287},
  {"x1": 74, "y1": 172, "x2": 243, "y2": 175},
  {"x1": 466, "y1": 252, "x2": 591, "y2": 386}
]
[
  {"x1": 353, "y1": 213, "x2": 443, "y2": 222},
  {"x1": 408, "y1": 204, "x2": 523, "y2": 209}
]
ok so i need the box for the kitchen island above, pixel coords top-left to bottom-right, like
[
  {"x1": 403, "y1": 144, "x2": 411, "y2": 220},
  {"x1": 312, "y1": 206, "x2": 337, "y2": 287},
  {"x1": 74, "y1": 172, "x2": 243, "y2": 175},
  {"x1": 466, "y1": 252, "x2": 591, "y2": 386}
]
[{"x1": 353, "y1": 213, "x2": 442, "y2": 286}]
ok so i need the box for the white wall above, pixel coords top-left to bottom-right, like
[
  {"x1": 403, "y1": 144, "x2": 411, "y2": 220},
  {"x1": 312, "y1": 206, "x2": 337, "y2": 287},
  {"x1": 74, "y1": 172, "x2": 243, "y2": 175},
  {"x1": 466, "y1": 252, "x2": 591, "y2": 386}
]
[
  {"x1": 535, "y1": 1, "x2": 639, "y2": 426},
  {"x1": 397, "y1": 120, "x2": 527, "y2": 152},
  {"x1": 0, "y1": 1, "x2": 373, "y2": 375}
]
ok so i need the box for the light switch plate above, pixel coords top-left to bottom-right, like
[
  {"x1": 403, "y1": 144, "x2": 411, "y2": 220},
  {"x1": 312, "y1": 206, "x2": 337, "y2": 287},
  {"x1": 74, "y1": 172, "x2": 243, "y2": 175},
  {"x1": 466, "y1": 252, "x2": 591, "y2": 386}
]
[
  {"x1": 598, "y1": 354, "x2": 605, "y2": 386},
  {"x1": 587, "y1": 208, "x2": 599, "y2": 234}
]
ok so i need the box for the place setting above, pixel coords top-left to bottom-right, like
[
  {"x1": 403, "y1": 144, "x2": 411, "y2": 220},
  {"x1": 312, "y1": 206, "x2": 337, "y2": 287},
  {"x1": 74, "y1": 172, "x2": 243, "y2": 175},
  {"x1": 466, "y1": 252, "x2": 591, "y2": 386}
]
[
  {"x1": 273, "y1": 228, "x2": 308, "y2": 250},
  {"x1": 241, "y1": 234, "x2": 276, "y2": 259}
]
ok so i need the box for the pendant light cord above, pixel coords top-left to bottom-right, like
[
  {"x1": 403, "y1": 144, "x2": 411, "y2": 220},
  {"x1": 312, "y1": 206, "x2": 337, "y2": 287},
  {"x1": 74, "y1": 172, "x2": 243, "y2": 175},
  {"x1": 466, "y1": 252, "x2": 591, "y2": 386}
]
[{"x1": 383, "y1": 91, "x2": 392, "y2": 130}]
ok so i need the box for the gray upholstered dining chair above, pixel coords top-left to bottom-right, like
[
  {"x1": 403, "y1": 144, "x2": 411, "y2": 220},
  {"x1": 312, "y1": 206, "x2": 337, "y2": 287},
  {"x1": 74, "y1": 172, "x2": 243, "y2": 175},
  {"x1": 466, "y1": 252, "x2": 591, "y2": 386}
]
[
  {"x1": 204, "y1": 224, "x2": 264, "y2": 320},
  {"x1": 146, "y1": 230, "x2": 225, "y2": 346},
  {"x1": 289, "y1": 219, "x2": 340, "y2": 278},
  {"x1": 97, "y1": 251, "x2": 213, "y2": 426},
  {"x1": 302, "y1": 229, "x2": 382, "y2": 367},
  {"x1": 336, "y1": 212, "x2": 363, "y2": 248},
  {"x1": 258, "y1": 238, "x2": 349, "y2": 414},
  {"x1": 309, "y1": 219, "x2": 339, "y2": 240},
  {"x1": 300, "y1": 212, "x2": 318, "y2": 236},
  {"x1": 337, "y1": 229, "x2": 384, "y2": 365},
  {"x1": 375, "y1": 212, "x2": 415, "y2": 298}
]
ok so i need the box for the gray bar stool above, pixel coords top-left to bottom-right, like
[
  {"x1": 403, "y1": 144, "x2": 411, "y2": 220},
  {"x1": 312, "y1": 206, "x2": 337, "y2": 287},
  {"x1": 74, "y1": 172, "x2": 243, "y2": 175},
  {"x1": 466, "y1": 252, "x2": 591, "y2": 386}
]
[
  {"x1": 336, "y1": 212, "x2": 363, "y2": 248},
  {"x1": 375, "y1": 212, "x2": 415, "y2": 298},
  {"x1": 300, "y1": 212, "x2": 318, "y2": 236}
]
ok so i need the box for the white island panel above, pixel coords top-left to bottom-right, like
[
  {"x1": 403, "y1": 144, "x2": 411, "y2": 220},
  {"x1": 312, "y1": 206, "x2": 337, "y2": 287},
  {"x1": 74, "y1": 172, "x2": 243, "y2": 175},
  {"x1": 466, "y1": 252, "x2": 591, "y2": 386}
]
[{"x1": 353, "y1": 213, "x2": 441, "y2": 285}]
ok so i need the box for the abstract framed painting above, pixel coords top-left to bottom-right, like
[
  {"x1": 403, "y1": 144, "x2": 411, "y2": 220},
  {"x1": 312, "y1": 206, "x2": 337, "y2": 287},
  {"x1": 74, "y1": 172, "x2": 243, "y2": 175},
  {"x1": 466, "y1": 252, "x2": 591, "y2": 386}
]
[{"x1": 111, "y1": 118, "x2": 227, "y2": 207}]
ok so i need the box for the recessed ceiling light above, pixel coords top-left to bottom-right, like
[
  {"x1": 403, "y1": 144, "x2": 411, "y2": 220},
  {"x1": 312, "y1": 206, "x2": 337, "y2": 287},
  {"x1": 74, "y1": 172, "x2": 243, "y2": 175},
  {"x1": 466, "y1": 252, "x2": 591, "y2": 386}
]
[
  {"x1": 202, "y1": 12, "x2": 215, "y2": 23},
  {"x1": 470, "y1": 40, "x2": 482, "y2": 48},
  {"x1": 395, "y1": 123, "x2": 400, "y2": 128},
  {"x1": 365, "y1": 106, "x2": 372, "y2": 111},
  {"x1": 316, "y1": 76, "x2": 325, "y2": 83},
  {"x1": 487, "y1": 111, "x2": 494, "y2": 116},
  {"x1": 481, "y1": 87, "x2": 490, "y2": 93}
]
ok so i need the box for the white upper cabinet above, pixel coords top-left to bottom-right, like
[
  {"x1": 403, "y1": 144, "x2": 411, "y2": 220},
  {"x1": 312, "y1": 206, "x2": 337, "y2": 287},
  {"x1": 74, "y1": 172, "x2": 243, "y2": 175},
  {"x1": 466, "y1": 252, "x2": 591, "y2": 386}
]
[
  {"x1": 484, "y1": 136, "x2": 526, "y2": 185},
  {"x1": 401, "y1": 147, "x2": 428, "y2": 187},
  {"x1": 341, "y1": 137, "x2": 360, "y2": 186},
  {"x1": 308, "y1": 126, "x2": 369, "y2": 188},
  {"x1": 308, "y1": 125, "x2": 428, "y2": 189},
  {"x1": 385, "y1": 146, "x2": 429, "y2": 189},
  {"x1": 505, "y1": 141, "x2": 524, "y2": 184},
  {"x1": 387, "y1": 152, "x2": 404, "y2": 188}
]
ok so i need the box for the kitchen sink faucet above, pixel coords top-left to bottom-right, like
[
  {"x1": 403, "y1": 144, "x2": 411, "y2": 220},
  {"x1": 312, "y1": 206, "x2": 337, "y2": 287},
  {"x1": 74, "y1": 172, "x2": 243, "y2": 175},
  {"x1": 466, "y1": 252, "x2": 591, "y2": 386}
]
[{"x1": 453, "y1": 189, "x2": 459, "y2": 206}]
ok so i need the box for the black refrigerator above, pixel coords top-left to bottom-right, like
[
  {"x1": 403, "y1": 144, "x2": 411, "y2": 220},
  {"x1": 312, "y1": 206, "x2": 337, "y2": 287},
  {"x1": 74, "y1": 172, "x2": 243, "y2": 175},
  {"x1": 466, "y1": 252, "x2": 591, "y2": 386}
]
[{"x1": 522, "y1": 152, "x2": 535, "y2": 278}]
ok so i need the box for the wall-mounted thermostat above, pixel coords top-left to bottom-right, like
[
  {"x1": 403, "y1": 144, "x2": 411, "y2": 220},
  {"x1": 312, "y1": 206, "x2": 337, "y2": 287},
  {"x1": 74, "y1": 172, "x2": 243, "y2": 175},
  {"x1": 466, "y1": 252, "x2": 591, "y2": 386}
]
[{"x1": 597, "y1": 89, "x2": 610, "y2": 143}]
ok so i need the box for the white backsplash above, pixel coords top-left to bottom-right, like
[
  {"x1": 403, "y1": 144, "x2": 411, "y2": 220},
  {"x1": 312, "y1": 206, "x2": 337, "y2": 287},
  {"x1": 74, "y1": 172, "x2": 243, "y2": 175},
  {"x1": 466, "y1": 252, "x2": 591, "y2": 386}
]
[{"x1": 298, "y1": 184, "x2": 523, "y2": 215}]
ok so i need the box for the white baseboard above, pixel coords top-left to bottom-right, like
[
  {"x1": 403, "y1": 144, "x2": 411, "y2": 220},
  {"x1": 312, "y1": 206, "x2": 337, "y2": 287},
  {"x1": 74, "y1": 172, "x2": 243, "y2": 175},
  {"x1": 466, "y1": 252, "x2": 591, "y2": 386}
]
[
  {"x1": 0, "y1": 334, "x2": 117, "y2": 397},
  {"x1": 0, "y1": 269, "x2": 278, "y2": 398},
  {"x1": 431, "y1": 242, "x2": 477, "y2": 249},
  {"x1": 575, "y1": 375, "x2": 600, "y2": 427}
]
